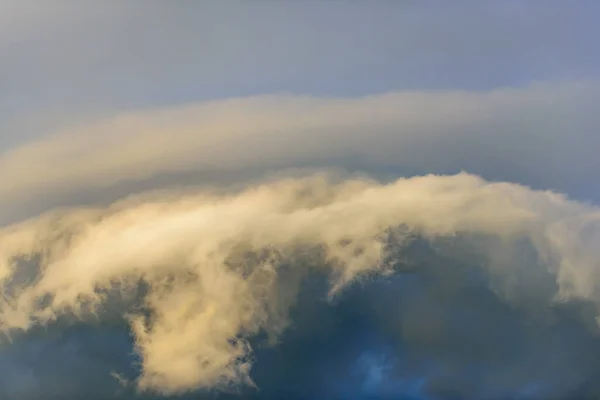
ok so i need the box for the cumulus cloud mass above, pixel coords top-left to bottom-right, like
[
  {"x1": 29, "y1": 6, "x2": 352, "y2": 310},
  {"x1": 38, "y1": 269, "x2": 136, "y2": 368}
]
[
  {"x1": 2, "y1": 170, "x2": 600, "y2": 399},
  {"x1": 1, "y1": 2, "x2": 600, "y2": 400}
]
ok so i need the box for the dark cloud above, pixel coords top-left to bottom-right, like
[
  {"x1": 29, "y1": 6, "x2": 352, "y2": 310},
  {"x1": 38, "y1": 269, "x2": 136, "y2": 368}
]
[{"x1": 3, "y1": 235, "x2": 600, "y2": 400}]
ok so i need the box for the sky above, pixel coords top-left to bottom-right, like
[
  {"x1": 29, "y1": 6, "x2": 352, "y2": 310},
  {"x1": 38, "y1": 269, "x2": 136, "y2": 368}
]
[{"x1": 1, "y1": 1, "x2": 600, "y2": 399}]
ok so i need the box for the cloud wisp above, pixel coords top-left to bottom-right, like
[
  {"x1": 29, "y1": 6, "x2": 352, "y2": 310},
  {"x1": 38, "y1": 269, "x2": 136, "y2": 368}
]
[{"x1": 1, "y1": 172, "x2": 599, "y2": 398}]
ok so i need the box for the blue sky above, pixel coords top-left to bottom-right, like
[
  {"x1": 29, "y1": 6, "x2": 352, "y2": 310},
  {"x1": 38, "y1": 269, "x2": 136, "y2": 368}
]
[{"x1": 1, "y1": 2, "x2": 600, "y2": 400}]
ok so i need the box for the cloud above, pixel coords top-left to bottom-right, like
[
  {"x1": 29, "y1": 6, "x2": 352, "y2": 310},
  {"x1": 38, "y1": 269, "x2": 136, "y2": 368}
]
[
  {"x1": 0, "y1": 325, "x2": 137, "y2": 400},
  {"x1": 3, "y1": 2, "x2": 599, "y2": 398},
  {"x1": 1, "y1": 172, "x2": 600, "y2": 398},
  {"x1": 1, "y1": 55, "x2": 599, "y2": 397},
  {"x1": 2, "y1": 81, "x2": 600, "y2": 225}
]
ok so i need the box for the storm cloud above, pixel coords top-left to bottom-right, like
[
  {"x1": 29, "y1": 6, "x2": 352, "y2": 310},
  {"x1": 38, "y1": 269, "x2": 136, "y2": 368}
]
[
  {"x1": 2, "y1": 2, "x2": 600, "y2": 399},
  {"x1": 2, "y1": 171, "x2": 600, "y2": 399}
]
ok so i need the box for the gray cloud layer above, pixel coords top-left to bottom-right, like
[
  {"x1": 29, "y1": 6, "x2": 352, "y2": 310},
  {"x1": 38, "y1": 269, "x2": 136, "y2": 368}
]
[{"x1": 2, "y1": 81, "x2": 599, "y2": 224}]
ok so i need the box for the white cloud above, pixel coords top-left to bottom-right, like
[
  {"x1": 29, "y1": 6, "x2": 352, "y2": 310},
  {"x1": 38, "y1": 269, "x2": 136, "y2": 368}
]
[{"x1": 1, "y1": 172, "x2": 599, "y2": 394}]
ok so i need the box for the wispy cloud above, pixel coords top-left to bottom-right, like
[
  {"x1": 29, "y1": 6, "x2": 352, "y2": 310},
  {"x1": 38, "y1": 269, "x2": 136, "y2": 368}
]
[{"x1": 2, "y1": 81, "x2": 599, "y2": 225}]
